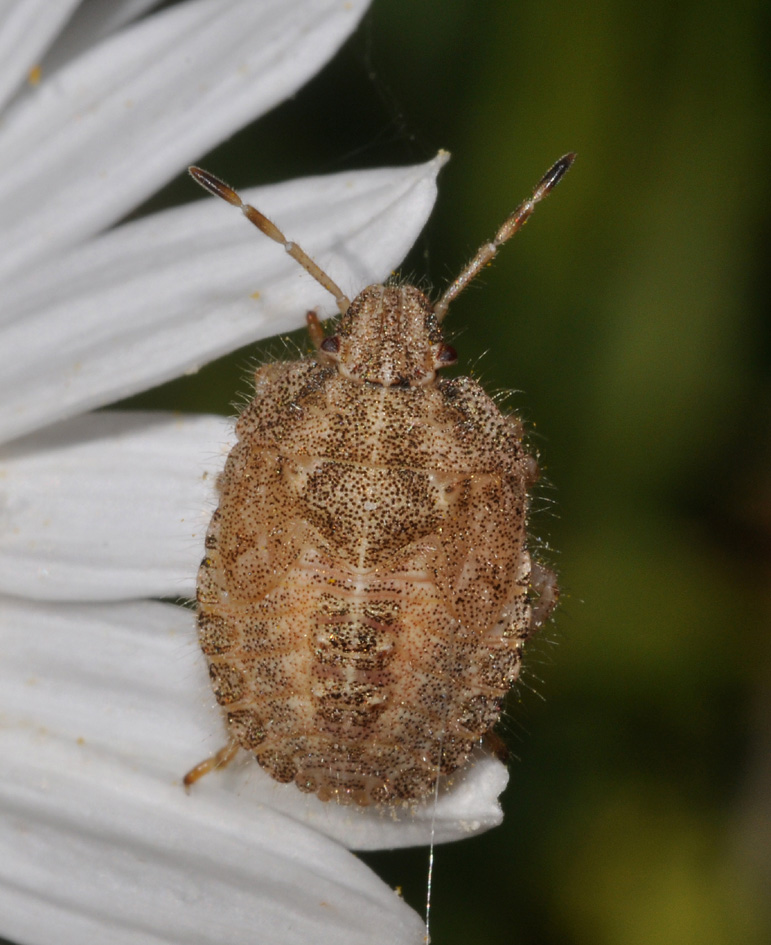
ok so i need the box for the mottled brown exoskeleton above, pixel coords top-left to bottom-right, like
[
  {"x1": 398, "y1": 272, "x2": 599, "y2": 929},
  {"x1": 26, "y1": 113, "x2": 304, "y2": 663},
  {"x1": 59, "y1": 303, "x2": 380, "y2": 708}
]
[{"x1": 185, "y1": 154, "x2": 574, "y2": 806}]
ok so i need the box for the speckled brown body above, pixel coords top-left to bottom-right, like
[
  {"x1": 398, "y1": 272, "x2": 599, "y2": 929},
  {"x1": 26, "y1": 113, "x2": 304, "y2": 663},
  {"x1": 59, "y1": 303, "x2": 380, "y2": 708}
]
[{"x1": 197, "y1": 284, "x2": 555, "y2": 805}]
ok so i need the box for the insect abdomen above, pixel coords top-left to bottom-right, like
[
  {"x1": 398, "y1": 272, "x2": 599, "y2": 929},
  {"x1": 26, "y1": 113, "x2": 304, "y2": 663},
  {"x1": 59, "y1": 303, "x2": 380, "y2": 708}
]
[{"x1": 197, "y1": 362, "x2": 534, "y2": 805}]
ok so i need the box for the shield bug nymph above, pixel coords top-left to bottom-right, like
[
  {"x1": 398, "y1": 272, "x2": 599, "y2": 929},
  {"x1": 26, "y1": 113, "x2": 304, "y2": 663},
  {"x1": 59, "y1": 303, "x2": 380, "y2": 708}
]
[{"x1": 185, "y1": 154, "x2": 574, "y2": 806}]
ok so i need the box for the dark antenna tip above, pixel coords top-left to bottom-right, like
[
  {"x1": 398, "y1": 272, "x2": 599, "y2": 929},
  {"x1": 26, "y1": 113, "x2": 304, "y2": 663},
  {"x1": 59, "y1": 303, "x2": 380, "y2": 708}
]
[
  {"x1": 539, "y1": 152, "x2": 577, "y2": 194},
  {"x1": 188, "y1": 165, "x2": 241, "y2": 207}
]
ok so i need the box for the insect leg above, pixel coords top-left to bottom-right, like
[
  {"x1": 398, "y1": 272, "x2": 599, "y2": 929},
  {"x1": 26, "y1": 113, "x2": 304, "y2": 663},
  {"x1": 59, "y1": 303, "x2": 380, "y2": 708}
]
[{"x1": 183, "y1": 739, "x2": 240, "y2": 790}]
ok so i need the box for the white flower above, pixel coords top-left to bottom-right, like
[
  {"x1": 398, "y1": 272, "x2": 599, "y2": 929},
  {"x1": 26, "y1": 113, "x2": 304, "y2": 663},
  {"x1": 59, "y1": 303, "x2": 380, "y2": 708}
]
[{"x1": 0, "y1": 3, "x2": 507, "y2": 943}]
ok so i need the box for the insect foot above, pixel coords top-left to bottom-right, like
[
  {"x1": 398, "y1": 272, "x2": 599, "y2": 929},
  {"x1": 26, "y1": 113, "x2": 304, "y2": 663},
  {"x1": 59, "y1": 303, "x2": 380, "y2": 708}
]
[{"x1": 185, "y1": 154, "x2": 574, "y2": 806}]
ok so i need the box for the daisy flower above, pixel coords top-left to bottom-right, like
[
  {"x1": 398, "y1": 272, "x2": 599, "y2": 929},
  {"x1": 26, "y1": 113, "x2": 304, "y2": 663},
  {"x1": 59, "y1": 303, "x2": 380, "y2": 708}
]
[{"x1": 0, "y1": 2, "x2": 508, "y2": 943}]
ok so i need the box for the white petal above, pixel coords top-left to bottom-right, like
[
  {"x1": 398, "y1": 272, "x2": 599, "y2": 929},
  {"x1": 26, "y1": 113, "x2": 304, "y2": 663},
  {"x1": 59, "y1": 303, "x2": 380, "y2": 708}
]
[
  {"x1": 0, "y1": 411, "x2": 230, "y2": 601},
  {"x1": 0, "y1": 0, "x2": 371, "y2": 279},
  {"x1": 256, "y1": 747, "x2": 507, "y2": 851},
  {"x1": 36, "y1": 0, "x2": 166, "y2": 76},
  {"x1": 0, "y1": 0, "x2": 81, "y2": 112},
  {"x1": 0, "y1": 596, "x2": 427, "y2": 945},
  {"x1": 0, "y1": 156, "x2": 447, "y2": 443}
]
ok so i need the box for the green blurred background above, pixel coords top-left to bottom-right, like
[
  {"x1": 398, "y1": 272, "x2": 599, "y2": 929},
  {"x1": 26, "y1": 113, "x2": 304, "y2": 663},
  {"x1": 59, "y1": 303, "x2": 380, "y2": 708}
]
[{"x1": 128, "y1": 1, "x2": 771, "y2": 942}]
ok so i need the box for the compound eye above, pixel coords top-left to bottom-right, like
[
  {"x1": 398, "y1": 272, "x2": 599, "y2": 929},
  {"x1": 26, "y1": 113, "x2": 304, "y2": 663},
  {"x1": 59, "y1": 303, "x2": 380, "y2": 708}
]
[
  {"x1": 434, "y1": 343, "x2": 458, "y2": 366},
  {"x1": 320, "y1": 335, "x2": 341, "y2": 354}
]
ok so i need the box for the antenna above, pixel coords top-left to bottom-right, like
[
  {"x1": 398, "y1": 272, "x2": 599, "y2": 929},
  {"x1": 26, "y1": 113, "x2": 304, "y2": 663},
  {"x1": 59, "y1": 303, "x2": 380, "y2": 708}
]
[
  {"x1": 433, "y1": 153, "x2": 576, "y2": 322},
  {"x1": 189, "y1": 166, "x2": 351, "y2": 316}
]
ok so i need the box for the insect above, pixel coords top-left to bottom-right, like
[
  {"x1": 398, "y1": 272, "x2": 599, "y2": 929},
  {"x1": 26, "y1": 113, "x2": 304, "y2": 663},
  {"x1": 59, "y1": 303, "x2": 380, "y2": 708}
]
[{"x1": 184, "y1": 154, "x2": 574, "y2": 806}]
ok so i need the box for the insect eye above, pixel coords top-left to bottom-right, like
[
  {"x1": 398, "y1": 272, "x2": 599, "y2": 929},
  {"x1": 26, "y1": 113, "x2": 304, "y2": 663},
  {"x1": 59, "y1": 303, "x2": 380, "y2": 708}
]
[
  {"x1": 435, "y1": 343, "x2": 457, "y2": 365},
  {"x1": 321, "y1": 335, "x2": 341, "y2": 354}
]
